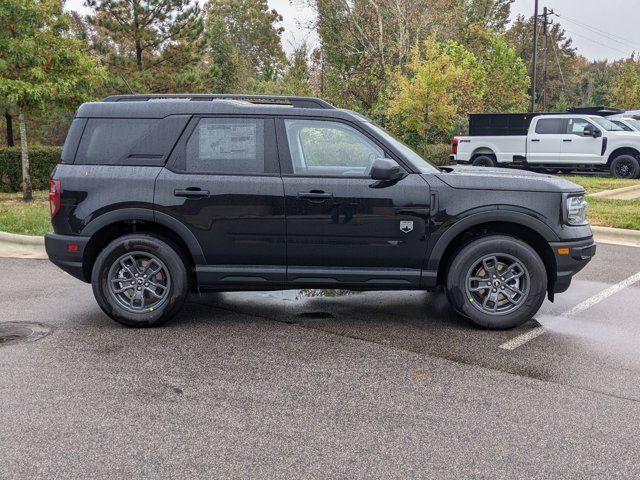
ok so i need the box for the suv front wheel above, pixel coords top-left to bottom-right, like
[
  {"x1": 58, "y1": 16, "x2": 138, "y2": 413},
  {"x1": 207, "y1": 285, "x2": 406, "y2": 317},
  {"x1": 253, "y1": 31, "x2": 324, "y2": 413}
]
[
  {"x1": 446, "y1": 235, "x2": 547, "y2": 329},
  {"x1": 92, "y1": 234, "x2": 190, "y2": 327}
]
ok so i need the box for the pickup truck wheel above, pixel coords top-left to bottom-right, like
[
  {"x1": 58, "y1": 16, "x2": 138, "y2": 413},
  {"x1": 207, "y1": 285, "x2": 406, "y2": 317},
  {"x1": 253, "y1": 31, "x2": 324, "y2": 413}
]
[
  {"x1": 610, "y1": 155, "x2": 640, "y2": 179},
  {"x1": 91, "y1": 234, "x2": 190, "y2": 327},
  {"x1": 472, "y1": 155, "x2": 496, "y2": 167},
  {"x1": 445, "y1": 235, "x2": 547, "y2": 329}
]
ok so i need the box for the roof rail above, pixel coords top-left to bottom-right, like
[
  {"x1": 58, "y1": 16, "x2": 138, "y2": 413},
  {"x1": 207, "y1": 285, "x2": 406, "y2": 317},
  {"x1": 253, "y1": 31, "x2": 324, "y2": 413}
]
[{"x1": 102, "y1": 94, "x2": 336, "y2": 109}]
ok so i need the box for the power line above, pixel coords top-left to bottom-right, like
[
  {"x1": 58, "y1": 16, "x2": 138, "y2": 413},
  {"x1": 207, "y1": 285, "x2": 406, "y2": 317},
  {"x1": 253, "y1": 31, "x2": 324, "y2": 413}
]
[
  {"x1": 562, "y1": 28, "x2": 634, "y2": 57},
  {"x1": 555, "y1": 12, "x2": 639, "y2": 50}
]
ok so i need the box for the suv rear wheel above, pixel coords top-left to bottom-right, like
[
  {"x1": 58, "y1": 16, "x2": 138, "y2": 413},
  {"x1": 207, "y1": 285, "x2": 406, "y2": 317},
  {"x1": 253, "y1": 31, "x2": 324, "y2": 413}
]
[
  {"x1": 91, "y1": 234, "x2": 190, "y2": 327},
  {"x1": 445, "y1": 235, "x2": 547, "y2": 329}
]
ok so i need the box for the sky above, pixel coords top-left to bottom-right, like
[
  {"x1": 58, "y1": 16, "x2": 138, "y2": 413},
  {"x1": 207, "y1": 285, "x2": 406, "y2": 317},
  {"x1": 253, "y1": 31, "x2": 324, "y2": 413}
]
[{"x1": 65, "y1": 0, "x2": 640, "y2": 61}]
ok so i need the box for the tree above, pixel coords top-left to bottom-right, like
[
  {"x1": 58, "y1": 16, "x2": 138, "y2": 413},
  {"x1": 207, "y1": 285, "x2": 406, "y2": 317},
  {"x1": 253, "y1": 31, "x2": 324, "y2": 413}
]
[
  {"x1": 462, "y1": 24, "x2": 530, "y2": 112},
  {"x1": 84, "y1": 0, "x2": 204, "y2": 93},
  {"x1": 204, "y1": 0, "x2": 286, "y2": 87},
  {"x1": 384, "y1": 38, "x2": 485, "y2": 149},
  {"x1": 250, "y1": 44, "x2": 314, "y2": 96},
  {"x1": 610, "y1": 58, "x2": 640, "y2": 110},
  {"x1": 465, "y1": 0, "x2": 513, "y2": 33},
  {"x1": 0, "y1": 0, "x2": 105, "y2": 201}
]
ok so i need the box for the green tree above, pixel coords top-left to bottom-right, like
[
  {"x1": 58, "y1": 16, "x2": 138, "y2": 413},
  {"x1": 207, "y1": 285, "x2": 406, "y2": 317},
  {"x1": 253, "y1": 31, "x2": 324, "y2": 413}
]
[
  {"x1": 85, "y1": 0, "x2": 203, "y2": 93},
  {"x1": 384, "y1": 38, "x2": 485, "y2": 148},
  {"x1": 0, "y1": 0, "x2": 105, "y2": 201},
  {"x1": 250, "y1": 44, "x2": 314, "y2": 96},
  {"x1": 610, "y1": 58, "x2": 640, "y2": 110},
  {"x1": 465, "y1": 0, "x2": 513, "y2": 33},
  {"x1": 204, "y1": 0, "x2": 286, "y2": 87}
]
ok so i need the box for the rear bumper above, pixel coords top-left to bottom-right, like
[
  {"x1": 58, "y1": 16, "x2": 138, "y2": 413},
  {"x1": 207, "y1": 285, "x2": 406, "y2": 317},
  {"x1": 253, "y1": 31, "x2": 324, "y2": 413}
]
[
  {"x1": 550, "y1": 237, "x2": 596, "y2": 294},
  {"x1": 44, "y1": 233, "x2": 91, "y2": 282}
]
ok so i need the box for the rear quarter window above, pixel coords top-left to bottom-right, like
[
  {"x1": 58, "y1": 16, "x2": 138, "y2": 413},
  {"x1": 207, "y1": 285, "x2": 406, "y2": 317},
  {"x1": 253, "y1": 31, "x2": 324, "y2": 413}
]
[{"x1": 75, "y1": 118, "x2": 158, "y2": 165}]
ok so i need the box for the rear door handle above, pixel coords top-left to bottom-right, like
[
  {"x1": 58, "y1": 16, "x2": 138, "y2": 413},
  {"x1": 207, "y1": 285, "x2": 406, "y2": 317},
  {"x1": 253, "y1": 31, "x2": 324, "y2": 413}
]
[
  {"x1": 174, "y1": 188, "x2": 210, "y2": 198},
  {"x1": 563, "y1": 139, "x2": 573, "y2": 142},
  {"x1": 531, "y1": 139, "x2": 541, "y2": 142},
  {"x1": 298, "y1": 191, "x2": 333, "y2": 202}
]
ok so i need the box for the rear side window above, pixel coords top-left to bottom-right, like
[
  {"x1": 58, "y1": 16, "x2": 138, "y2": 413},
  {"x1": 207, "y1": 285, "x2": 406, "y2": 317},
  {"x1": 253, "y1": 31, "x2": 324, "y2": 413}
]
[
  {"x1": 535, "y1": 118, "x2": 565, "y2": 134},
  {"x1": 75, "y1": 118, "x2": 158, "y2": 165},
  {"x1": 184, "y1": 118, "x2": 266, "y2": 174},
  {"x1": 60, "y1": 118, "x2": 86, "y2": 164}
]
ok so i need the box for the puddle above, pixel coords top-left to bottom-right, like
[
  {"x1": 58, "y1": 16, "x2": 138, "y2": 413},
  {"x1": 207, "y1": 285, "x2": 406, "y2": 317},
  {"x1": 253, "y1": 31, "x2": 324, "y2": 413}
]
[{"x1": 0, "y1": 322, "x2": 51, "y2": 346}]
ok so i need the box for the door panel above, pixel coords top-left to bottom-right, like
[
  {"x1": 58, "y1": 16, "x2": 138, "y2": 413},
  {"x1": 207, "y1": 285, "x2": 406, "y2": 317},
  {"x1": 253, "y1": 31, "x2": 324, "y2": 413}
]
[
  {"x1": 527, "y1": 118, "x2": 565, "y2": 164},
  {"x1": 277, "y1": 118, "x2": 430, "y2": 288},
  {"x1": 155, "y1": 117, "x2": 286, "y2": 287},
  {"x1": 561, "y1": 118, "x2": 603, "y2": 163}
]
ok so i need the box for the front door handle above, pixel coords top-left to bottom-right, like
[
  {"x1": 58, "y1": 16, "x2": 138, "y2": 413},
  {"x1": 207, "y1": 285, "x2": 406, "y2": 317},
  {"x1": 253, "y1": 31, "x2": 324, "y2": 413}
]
[
  {"x1": 531, "y1": 139, "x2": 541, "y2": 142},
  {"x1": 563, "y1": 139, "x2": 573, "y2": 142},
  {"x1": 298, "y1": 190, "x2": 333, "y2": 202},
  {"x1": 174, "y1": 188, "x2": 210, "y2": 198}
]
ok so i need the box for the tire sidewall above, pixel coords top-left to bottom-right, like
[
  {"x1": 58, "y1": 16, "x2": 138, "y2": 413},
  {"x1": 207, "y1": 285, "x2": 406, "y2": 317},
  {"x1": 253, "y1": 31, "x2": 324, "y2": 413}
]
[
  {"x1": 92, "y1": 234, "x2": 189, "y2": 327},
  {"x1": 610, "y1": 155, "x2": 640, "y2": 179},
  {"x1": 446, "y1": 235, "x2": 547, "y2": 329}
]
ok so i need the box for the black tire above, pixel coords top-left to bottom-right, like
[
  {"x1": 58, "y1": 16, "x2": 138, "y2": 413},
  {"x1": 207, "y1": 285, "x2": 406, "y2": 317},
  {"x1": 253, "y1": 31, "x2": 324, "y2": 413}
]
[
  {"x1": 445, "y1": 235, "x2": 547, "y2": 329},
  {"x1": 610, "y1": 154, "x2": 640, "y2": 179},
  {"x1": 472, "y1": 155, "x2": 497, "y2": 167},
  {"x1": 91, "y1": 234, "x2": 190, "y2": 327}
]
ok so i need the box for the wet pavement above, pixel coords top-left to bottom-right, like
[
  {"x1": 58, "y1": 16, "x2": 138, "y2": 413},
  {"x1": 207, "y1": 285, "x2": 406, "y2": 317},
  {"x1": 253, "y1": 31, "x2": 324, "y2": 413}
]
[{"x1": 0, "y1": 243, "x2": 639, "y2": 478}]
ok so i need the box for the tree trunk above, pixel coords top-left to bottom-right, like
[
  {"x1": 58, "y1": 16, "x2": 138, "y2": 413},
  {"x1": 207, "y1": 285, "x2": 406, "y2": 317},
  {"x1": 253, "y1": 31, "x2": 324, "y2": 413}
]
[
  {"x1": 18, "y1": 112, "x2": 32, "y2": 202},
  {"x1": 5, "y1": 112, "x2": 14, "y2": 147}
]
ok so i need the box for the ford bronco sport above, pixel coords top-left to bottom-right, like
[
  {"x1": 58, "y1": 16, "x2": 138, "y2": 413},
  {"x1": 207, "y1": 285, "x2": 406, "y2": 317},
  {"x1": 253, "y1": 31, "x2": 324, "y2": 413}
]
[{"x1": 45, "y1": 94, "x2": 595, "y2": 329}]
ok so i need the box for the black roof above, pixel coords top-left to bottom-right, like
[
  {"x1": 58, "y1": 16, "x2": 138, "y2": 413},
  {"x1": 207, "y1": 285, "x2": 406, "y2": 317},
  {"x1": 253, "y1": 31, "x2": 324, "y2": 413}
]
[{"x1": 77, "y1": 94, "x2": 353, "y2": 119}]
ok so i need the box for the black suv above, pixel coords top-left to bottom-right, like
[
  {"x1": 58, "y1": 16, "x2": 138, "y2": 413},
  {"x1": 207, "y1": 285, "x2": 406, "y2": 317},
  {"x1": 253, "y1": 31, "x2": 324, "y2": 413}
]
[{"x1": 45, "y1": 94, "x2": 595, "y2": 329}]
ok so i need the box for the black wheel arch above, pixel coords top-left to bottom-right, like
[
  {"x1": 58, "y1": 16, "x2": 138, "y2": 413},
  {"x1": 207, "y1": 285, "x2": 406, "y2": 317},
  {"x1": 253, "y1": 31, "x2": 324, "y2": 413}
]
[
  {"x1": 80, "y1": 208, "x2": 204, "y2": 284},
  {"x1": 606, "y1": 147, "x2": 640, "y2": 165},
  {"x1": 424, "y1": 211, "x2": 559, "y2": 295}
]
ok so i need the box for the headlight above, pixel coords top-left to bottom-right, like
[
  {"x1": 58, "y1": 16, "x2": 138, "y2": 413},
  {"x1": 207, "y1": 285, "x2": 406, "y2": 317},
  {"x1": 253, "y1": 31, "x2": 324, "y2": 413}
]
[{"x1": 564, "y1": 194, "x2": 589, "y2": 225}]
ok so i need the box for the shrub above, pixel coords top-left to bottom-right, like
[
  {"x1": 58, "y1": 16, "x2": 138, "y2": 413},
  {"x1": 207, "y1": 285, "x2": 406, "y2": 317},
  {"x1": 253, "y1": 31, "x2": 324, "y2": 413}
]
[
  {"x1": 0, "y1": 146, "x2": 62, "y2": 192},
  {"x1": 423, "y1": 144, "x2": 453, "y2": 167}
]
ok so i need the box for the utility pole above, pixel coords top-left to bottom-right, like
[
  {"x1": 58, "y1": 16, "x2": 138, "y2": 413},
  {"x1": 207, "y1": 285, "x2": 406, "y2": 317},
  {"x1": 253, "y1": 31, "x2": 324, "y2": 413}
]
[
  {"x1": 541, "y1": 6, "x2": 555, "y2": 111},
  {"x1": 531, "y1": 0, "x2": 539, "y2": 112}
]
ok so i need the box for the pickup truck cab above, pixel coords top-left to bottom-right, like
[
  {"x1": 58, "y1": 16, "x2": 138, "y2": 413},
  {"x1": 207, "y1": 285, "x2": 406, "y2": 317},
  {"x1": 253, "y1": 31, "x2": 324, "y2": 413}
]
[
  {"x1": 45, "y1": 95, "x2": 595, "y2": 330},
  {"x1": 453, "y1": 114, "x2": 640, "y2": 178}
]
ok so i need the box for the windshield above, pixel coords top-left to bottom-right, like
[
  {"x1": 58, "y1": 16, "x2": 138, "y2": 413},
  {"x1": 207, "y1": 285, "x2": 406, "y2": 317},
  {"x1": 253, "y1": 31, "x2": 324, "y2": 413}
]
[
  {"x1": 591, "y1": 117, "x2": 625, "y2": 131},
  {"x1": 364, "y1": 122, "x2": 439, "y2": 173}
]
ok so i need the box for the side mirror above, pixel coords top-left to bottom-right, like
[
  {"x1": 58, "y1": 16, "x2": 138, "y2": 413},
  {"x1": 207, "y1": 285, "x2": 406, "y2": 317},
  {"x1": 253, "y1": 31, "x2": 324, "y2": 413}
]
[
  {"x1": 583, "y1": 124, "x2": 600, "y2": 138},
  {"x1": 370, "y1": 158, "x2": 404, "y2": 181}
]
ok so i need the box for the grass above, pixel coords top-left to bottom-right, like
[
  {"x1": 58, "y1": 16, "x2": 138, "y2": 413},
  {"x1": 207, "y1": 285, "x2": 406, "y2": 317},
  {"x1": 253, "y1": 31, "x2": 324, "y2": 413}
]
[
  {"x1": 585, "y1": 197, "x2": 640, "y2": 230},
  {"x1": 0, "y1": 190, "x2": 51, "y2": 236},
  {"x1": 563, "y1": 175, "x2": 640, "y2": 194}
]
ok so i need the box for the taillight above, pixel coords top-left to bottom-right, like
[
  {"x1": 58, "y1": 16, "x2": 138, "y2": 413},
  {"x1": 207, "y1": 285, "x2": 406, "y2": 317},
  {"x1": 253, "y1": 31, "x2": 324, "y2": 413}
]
[
  {"x1": 49, "y1": 179, "x2": 61, "y2": 219},
  {"x1": 452, "y1": 138, "x2": 459, "y2": 155}
]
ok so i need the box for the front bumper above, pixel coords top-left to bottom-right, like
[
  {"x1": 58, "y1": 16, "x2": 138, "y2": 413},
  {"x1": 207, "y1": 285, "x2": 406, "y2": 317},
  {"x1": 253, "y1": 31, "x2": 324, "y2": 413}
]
[
  {"x1": 549, "y1": 237, "x2": 596, "y2": 294},
  {"x1": 44, "y1": 233, "x2": 91, "y2": 282}
]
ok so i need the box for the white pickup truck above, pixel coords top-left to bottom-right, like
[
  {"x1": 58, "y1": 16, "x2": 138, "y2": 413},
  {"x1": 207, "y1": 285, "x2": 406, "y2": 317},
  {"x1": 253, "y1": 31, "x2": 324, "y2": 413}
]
[{"x1": 452, "y1": 113, "x2": 640, "y2": 178}]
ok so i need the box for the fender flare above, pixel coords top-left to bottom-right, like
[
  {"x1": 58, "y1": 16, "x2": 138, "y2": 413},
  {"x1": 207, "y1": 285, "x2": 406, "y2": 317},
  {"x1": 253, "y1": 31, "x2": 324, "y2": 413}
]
[
  {"x1": 81, "y1": 207, "x2": 206, "y2": 265},
  {"x1": 425, "y1": 209, "x2": 559, "y2": 272}
]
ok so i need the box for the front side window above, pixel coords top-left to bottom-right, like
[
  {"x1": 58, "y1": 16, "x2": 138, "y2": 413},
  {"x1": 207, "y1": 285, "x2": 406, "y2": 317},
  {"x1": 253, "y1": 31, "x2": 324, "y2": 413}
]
[
  {"x1": 613, "y1": 120, "x2": 634, "y2": 131},
  {"x1": 284, "y1": 119, "x2": 384, "y2": 177},
  {"x1": 535, "y1": 118, "x2": 565, "y2": 134},
  {"x1": 591, "y1": 117, "x2": 624, "y2": 131},
  {"x1": 185, "y1": 118, "x2": 265, "y2": 174},
  {"x1": 566, "y1": 118, "x2": 592, "y2": 135}
]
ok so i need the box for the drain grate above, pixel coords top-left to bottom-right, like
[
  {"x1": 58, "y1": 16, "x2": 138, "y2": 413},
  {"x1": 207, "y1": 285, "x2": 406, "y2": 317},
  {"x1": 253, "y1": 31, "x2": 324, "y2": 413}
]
[
  {"x1": 296, "y1": 311, "x2": 335, "y2": 319},
  {"x1": 0, "y1": 322, "x2": 51, "y2": 346}
]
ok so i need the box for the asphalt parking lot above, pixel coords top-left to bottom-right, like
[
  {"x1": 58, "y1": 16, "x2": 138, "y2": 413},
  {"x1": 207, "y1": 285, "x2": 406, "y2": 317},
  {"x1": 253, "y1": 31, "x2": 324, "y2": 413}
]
[{"x1": 1, "y1": 243, "x2": 639, "y2": 479}]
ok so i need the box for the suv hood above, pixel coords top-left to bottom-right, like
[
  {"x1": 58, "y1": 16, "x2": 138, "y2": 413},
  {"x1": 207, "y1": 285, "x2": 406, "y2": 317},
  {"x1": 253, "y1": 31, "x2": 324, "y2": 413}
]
[{"x1": 435, "y1": 165, "x2": 584, "y2": 193}]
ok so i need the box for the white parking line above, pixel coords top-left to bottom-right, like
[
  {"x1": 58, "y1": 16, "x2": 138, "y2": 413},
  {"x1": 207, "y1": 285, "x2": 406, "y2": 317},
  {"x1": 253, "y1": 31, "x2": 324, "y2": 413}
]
[
  {"x1": 500, "y1": 271, "x2": 640, "y2": 351},
  {"x1": 499, "y1": 326, "x2": 546, "y2": 350},
  {"x1": 562, "y1": 271, "x2": 640, "y2": 317}
]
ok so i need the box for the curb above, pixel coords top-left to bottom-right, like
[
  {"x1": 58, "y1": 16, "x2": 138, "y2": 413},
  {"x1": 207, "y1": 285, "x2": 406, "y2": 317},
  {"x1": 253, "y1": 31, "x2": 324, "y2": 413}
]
[
  {"x1": 0, "y1": 226, "x2": 639, "y2": 261},
  {"x1": 590, "y1": 184, "x2": 640, "y2": 200},
  {"x1": 591, "y1": 226, "x2": 640, "y2": 248},
  {"x1": 0, "y1": 231, "x2": 47, "y2": 259}
]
